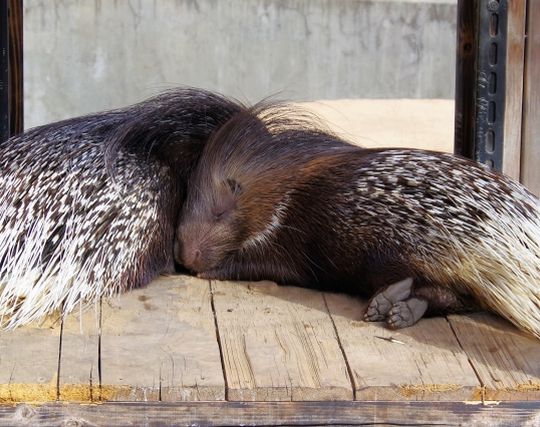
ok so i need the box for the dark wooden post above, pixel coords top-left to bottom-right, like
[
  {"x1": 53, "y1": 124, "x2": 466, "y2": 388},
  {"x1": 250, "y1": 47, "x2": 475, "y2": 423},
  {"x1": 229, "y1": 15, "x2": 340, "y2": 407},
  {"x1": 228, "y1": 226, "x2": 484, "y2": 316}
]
[
  {"x1": 454, "y1": 0, "x2": 478, "y2": 163},
  {"x1": 0, "y1": 0, "x2": 23, "y2": 143},
  {"x1": 8, "y1": 0, "x2": 23, "y2": 136},
  {"x1": 0, "y1": 0, "x2": 9, "y2": 142}
]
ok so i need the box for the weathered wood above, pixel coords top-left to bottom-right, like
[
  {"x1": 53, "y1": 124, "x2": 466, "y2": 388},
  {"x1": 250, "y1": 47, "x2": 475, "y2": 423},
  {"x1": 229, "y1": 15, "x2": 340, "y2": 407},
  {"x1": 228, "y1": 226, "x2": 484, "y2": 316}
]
[
  {"x1": 8, "y1": 0, "x2": 23, "y2": 136},
  {"x1": 211, "y1": 280, "x2": 353, "y2": 401},
  {"x1": 502, "y1": 0, "x2": 526, "y2": 179},
  {"x1": 0, "y1": 319, "x2": 61, "y2": 403},
  {"x1": 1, "y1": 400, "x2": 540, "y2": 427},
  {"x1": 0, "y1": 0, "x2": 8, "y2": 142},
  {"x1": 325, "y1": 293, "x2": 481, "y2": 401},
  {"x1": 99, "y1": 275, "x2": 225, "y2": 401},
  {"x1": 454, "y1": 0, "x2": 478, "y2": 158},
  {"x1": 57, "y1": 303, "x2": 100, "y2": 402},
  {"x1": 521, "y1": 0, "x2": 540, "y2": 196},
  {"x1": 448, "y1": 312, "x2": 540, "y2": 400},
  {"x1": 6, "y1": 275, "x2": 540, "y2": 405}
]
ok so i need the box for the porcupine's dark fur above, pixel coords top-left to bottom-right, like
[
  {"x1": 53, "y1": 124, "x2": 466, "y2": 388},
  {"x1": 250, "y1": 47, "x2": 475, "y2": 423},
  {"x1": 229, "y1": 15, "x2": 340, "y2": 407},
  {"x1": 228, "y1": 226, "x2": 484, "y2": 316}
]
[
  {"x1": 176, "y1": 103, "x2": 540, "y2": 339},
  {"x1": 0, "y1": 88, "x2": 243, "y2": 328}
]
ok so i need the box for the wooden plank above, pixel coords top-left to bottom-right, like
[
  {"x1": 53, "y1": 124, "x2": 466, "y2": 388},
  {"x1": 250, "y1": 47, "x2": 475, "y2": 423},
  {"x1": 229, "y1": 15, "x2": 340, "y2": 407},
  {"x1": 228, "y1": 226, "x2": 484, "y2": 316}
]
[
  {"x1": 0, "y1": 0, "x2": 8, "y2": 142},
  {"x1": 448, "y1": 312, "x2": 540, "y2": 400},
  {"x1": 454, "y1": 0, "x2": 478, "y2": 158},
  {"x1": 211, "y1": 280, "x2": 353, "y2": 401},
  {"x1": 0, "y1": 319, "x2": 61, "y2": 403},
  {"x1": 57, "y1": 303, "x2": 100, "y2": 402},
  {"x1": 521, "y1": 0, "x2": 540, "y2": 196},
  {"x1": 502, "y1": 0, "x2": 526, "y2": 179},
  {"x1": 325, "y1": 293, "x2": 481, "y2": 401},
  {"x1": 99, "y1": 275, "x2": 225, "y2": 401},
  {"x1": 8, "y1": 0, "x2": 23, "y2": 136},
  {"x1": 1, "y1": 401, "x2": 539, "y2": 426}
]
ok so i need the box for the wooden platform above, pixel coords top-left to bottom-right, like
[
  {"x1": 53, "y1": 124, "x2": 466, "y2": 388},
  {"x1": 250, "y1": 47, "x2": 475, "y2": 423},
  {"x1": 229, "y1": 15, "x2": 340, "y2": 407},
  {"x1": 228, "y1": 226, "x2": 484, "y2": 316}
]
[{"x1": 1, "y1": 275, "x2": 540, "y2": 425}]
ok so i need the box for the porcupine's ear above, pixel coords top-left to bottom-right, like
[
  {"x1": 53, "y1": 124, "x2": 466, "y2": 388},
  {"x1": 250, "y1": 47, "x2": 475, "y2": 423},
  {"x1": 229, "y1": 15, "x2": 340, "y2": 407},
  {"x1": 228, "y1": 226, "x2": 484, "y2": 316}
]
[{"x1": 102, "y1": 87, "x2": 245, "y2": 176}]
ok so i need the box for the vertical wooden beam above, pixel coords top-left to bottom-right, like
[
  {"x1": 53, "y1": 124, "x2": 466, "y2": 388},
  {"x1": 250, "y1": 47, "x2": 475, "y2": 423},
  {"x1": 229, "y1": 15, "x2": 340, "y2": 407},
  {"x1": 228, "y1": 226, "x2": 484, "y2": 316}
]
[
  {"x1": 0, "y1": 0, "x2": 8, "y2": 142},
  {"x1": 8, "y1": 0, "x2": 23, "y2": 136},
  {"x1": 454, "y1": 0, "x2": 478, "y2": 161},
  {"x1": 502, "y1": 0, "x2": 526, "y2": 180},
  {"x1": 521, "y1": 0, "x2": 540, "y2": 196},
  {"x1": 0, "y1": 0, "x2": 23, "y2": 143}
]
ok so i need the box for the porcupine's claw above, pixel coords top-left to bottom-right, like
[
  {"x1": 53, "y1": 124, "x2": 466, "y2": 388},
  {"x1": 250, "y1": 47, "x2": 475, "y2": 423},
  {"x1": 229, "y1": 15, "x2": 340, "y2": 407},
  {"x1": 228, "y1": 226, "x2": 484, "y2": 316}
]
[
  {"x1": 387, "y1": 298, "x2": 428, "y2": 329},
  {"x1": 364, "y1": 277, "x2": 414, "y2": 322}
]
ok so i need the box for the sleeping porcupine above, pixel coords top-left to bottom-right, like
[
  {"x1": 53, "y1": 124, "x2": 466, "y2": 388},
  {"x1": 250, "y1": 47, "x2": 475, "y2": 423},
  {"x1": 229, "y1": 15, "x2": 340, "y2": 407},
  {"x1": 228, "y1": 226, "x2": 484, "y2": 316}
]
[
  {"x1": 0, "y1": 88, "x2": 243, "y2": 328},
  {"x1": 176, "y1": 103, "x2": 540, "y2": 339}
]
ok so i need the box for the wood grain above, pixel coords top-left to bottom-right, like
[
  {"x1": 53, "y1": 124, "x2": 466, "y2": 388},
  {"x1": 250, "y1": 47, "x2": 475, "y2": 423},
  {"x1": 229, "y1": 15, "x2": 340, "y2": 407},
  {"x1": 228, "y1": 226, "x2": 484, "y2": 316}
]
[
  {"x1": 211, "y1": 280, "x2": 353, "y2": 401},
  {"x1": 0, "y1": 318, "x2": 61, "y2": 403},
  {"x1": 1, "y1": 401, "x2": 539, "y2": 426},
  {"x1": 521, "y1": 0, "x2": 540, "y2": 196},
  {"x1": 449, "y1": 312, "x2": 540, "y2": 400},
  {"x1": 56, "y1": 303, "x2": 100, "y2": 402},
  {"x1": 99, "y1": 275, "x2": 225, "y2": 401},
  {"x1": 0, "y1": 1, "x2": 8, "y2": 142},
  {"x1": 325, "y1": 293, "x2": 481, "y2": 401},
  {"x1": 6, "y1": 275, "x2": 540, "y2": 405},
  {"x1": 502, "y1": 0, "x2": 526, "y2": 179},
  {"x1": 454, "y1": 0, "x2": 478, "y2": 157},
  {"x1": 8, "y1": 0, "x2": 23, "y2": 136}
]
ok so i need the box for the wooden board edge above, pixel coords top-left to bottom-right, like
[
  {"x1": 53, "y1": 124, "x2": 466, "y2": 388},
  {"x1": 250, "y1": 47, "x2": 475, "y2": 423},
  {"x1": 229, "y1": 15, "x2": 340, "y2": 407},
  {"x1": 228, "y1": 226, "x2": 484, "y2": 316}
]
[
  {"x1": 356, "y1": 385, "x2": 483, "y2": 402},
  {"x1": 1, "y1": 400, "x2": 539, "y2": 426}
]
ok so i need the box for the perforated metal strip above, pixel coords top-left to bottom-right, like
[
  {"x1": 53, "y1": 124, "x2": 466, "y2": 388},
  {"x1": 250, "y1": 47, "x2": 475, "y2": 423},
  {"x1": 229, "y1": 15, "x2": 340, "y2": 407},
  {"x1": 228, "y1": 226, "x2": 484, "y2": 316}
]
[{"x1": 475, "y1": 0, "x2": 507, "y2": 171}]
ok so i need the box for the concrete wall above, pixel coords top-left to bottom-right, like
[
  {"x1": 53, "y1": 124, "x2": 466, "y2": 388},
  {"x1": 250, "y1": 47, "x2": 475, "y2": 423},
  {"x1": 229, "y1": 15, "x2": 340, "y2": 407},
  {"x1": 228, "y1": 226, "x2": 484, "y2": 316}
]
[{"x1": 24, "y1": 0, "x2": 457, "y2": 128}]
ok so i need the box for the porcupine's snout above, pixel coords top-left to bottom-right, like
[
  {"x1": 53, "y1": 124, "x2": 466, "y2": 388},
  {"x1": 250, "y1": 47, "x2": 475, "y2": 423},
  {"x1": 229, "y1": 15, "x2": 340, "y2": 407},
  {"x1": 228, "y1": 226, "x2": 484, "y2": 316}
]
[
  {"x1": 181, "y1": 245, "x2": 203, "y2": 272},
  {"x1": 175, "y1": 228, "x2": 205, "y2": 272}
]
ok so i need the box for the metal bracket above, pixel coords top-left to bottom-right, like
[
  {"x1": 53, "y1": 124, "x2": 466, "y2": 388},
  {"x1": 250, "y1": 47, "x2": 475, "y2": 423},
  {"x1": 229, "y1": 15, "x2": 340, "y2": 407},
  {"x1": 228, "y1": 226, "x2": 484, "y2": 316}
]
[{"x1": 474, "y1": 0, "x2": 507, "y2": 170}]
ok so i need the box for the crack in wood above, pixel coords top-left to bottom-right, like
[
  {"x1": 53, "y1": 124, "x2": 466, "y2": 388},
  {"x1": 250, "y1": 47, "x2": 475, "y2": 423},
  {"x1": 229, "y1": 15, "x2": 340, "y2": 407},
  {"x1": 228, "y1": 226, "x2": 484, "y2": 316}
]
[
  {"x1": 209, "y1": 280, "x2": 229, "y2": 400},
  {"x1": 55, "y1": 317, "x2": 64, "y2": 401},
  {"x1": 89, "y1": 364, "x2": 93, "y2": 402},
  {"x1": 445, "y1": 316, "x2": 484, "y2": 393},
  {"x1": 98, "y1": 297, "x2": 103, "y2": 401},
  {"x1": 323, "y1": 293, "x2": 357, "y2": 400}
]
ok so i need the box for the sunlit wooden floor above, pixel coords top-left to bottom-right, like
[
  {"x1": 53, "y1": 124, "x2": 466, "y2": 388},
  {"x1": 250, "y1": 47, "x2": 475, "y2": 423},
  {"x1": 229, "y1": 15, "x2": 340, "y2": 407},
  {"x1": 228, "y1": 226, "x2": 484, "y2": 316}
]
[
  {"x1": 2, "y1": 274, "x2": 540, "y2": 402},
  {"x1": 1, "y1": 275, "x2": 540, "y2": 424}
]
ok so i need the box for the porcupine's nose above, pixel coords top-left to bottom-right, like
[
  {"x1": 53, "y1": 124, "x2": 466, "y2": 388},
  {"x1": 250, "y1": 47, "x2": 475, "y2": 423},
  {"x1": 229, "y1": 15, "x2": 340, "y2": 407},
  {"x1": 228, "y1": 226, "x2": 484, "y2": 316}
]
[{"x1": 181, "y1": 244, "x2": 203, "y2": 272}]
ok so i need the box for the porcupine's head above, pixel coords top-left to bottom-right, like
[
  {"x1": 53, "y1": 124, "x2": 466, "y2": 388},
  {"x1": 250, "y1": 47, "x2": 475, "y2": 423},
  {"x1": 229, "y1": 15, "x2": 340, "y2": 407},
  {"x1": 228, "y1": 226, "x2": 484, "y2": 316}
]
[
  {"x1": 175, "y1": 102, "x2": 356, "y2": 275},
  {"x1": 175, "y1": 108, "x2": 264, "y2": 273}
]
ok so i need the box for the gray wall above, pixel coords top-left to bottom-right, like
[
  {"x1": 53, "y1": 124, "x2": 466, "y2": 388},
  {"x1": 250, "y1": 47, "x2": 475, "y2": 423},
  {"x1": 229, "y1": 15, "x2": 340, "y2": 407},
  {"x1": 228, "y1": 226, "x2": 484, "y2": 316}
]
[{"x1": 24, "y1": 0, "x2": 457, "y2": 128}]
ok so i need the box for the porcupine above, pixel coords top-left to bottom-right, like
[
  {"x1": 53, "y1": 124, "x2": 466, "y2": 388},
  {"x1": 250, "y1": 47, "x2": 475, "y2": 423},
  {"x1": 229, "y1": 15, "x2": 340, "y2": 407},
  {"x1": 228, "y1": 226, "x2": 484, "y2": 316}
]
[
  {"x1": 176, "y1": 103, "x2": 540, "y2": 339},
  {"x1": 0, "y1": 87, "x2": 243, "y2": 328}
]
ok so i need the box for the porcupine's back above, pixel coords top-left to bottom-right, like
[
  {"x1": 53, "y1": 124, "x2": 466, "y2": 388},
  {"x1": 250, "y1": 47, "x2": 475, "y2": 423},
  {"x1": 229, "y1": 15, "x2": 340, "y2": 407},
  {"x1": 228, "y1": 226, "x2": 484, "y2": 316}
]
[
  {"x1": 338, "y1": 148, "x2": 540, "y2": 338},
  {"x1": 0, "y1": 88, "x2": 243, "y2": 328}
]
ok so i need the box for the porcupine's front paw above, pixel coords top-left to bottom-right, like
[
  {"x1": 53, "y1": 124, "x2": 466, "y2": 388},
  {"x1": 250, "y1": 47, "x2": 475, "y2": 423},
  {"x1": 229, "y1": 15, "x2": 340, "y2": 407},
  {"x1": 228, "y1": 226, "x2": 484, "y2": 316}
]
[
  {"x1": 364, "y1": 294, "x2": 393, "y2": 321},
  {"x1": 387, "y1": 298, "x2": 428, "y2": 329},
  {"x1": 364, "y1": 277, "x2": 414, "y2": 322}
]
